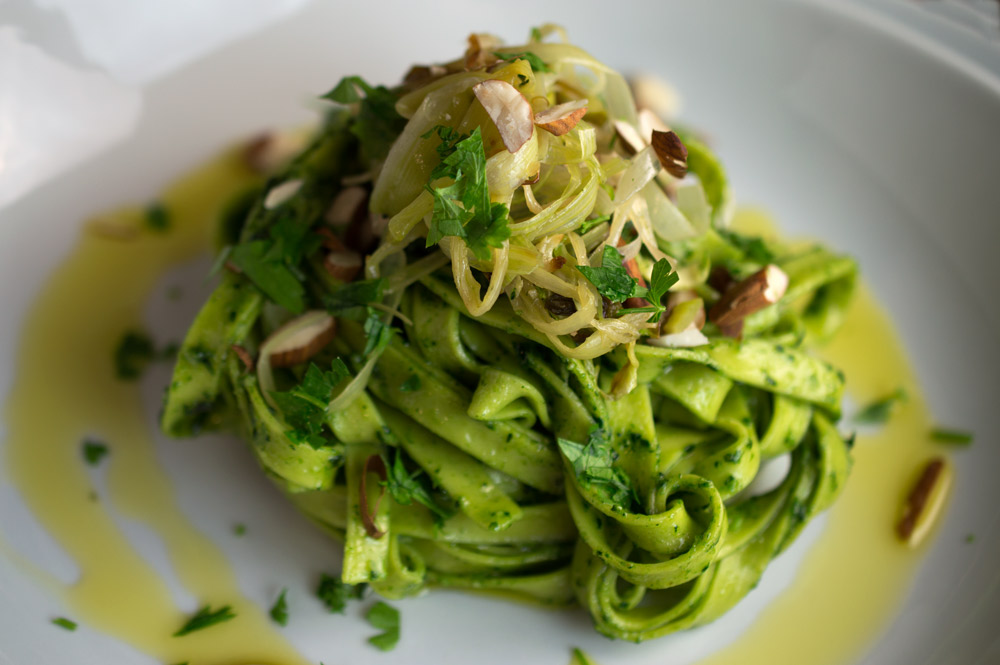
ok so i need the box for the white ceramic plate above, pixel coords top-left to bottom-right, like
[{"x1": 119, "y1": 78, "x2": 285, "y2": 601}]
[{"x1": 2, "y1": 1, "x2": 999, "y2": 663}]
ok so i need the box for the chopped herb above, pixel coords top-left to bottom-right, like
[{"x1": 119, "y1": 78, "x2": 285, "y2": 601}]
[
  {"x1": 718, "y1": 228, "x2": 774, "y2": 264},
  {"x1": 229, "y1": 216, "x2": 320, "y2": 314},
  {"x1": 557, "y1": 427, "x2": 637, "y2": 507},
  {"x1": 51, "y1": 617, "x2": 77, "y2": 631},
  {"x1": 529, "y1": 26, "x2": 544, "y2": 42},
  {"x1": 965, "y1": 533, "x2": 975, "y2": 544},
  {"x1": 269, "y1": 589, "x2": 289, "y2": 626},
  {"x1": 578, "y1": 214, "x2": 610, "y2": 234},
  {"x1": 173, "y1": 605, "x2": 235, "y2": 637},
  {"x1": 423, "y1": 126, "x2": 511, "y2": 261},
  {"x1": 82, "y1": 439, "x2": 109, "y2": 466},
  {"x1": 365, "y1": 601, "x2": 400, "y2": 651},
  {"x1": 399, "y1": 374, "x2": 422, "y2": 392},
  {"x1": 316, "y1": 573, "x2": 363, "y2": 613},
  {"x1": 930, "y1": 427, "x2": 973, "y2": 446},
  {"x1": 114, "y1": 330, "x2": 155, "y2": 380},
  {"x1": 208, "y1": 244, "x2": 233, "y2": 278},
  {"x1": 144, "y1": 202, "x2": 170, "y2": 232},
  {"x1": 270, "y1": 360, "x2": 350, "y2": 448},
  {"x1": 381, "y1": 449, "x2": 453, "y2": 522},
  {"x1": 578, "y1": 246, "x2": 678, "y2": 321},
  {"x1": 362, "y1": 309, "x2": 395, "y2": 357},
  {"x1": 854, "y1": 388, "x2": 908, "y2": 424},
  {"x1": 321, "y1": 75, "x2": 406, "y2": 163},
  {"x1": 491, "y1": 50, "x2": 551, "y2": 73},
  {"x1": 572, "y1": 647, "x2": 600, "y2": 665},
  {"x1": 233, "y1": 523, "x2": 246, "y2": 536},
  {"x1": 325, "y1": 278, "x2": 385, "y2": 317}
]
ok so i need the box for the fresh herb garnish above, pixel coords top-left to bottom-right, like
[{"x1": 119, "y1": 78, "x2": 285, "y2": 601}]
[
  {"x1": 571, "y1": 647, "x2": 600, "y2": 665},
  {"x1": 854, "y1": 388, "x2": 908, "y2": 424},
  {"x1": 269, "y1": 589, "x2": 289, "y2": 626},
  {"x1": 365, "y1": 601, "x2": 400, "y2": 651},
  {"x1": 270, "y1": 360, "x2": 350, "y2": 448},
  {"x1": 229, "y1": 216, "x2": 320, "y2": 314},
  {"x1": 233, "y1": 523, "x2": 246, "y2": 536},
  {"x1": 82, "y1": 439, "x2": 109, "y2": 466},
  {"x1": 423, "y1": 126, "x2": 511, "y2": 261},
  {"x1": 114, "y1": 330, "x2": 156, "y2": 380},
  {"x1": 145, "y1": 202, "x2": 170, "y2": 232},
  {"x1": 557, "y1": 427, "x2": 637, "y2": 507},
  {"x1": 173, "y1": 605, "x2": 236, "y2": 637},
  {"x1": 577, "y1": 245, "x2": 678, "y2": 321},
  {"x1": 491, "y1": 50, "x2": 551, "y2": 72},
  {"x1": 325, "y1": 278, "x2": 385, "y2": 316},
  {"x1": 316, "y1": 573, "x2": 364, "y2": 613},
  {"x1": 51, "y1": 617, "x2": 77, "y2": 631},
  {"x1": 362, "y1": 309, "x2": 395, "y2": 357},
  {"x1": 321, "y1": 76, "x2": 407, "y2": 163},
  {"x1": 718, "y1": 228, "x2": 774, "y2": 264},
  {"x1": 578, "y1": 214, "x2": 611, "y2": 234},
  {"x1": 930, "y1": 427, "x2": 973, "y2": 446},
  {"x1": 965, "y1": 533, "x2": 975, "y2": 544},
  {"x1": 399, "y1": 374, "x2": 421, "y2": 392},
  {"x1": 381, "y1": 449, "x2": 453, "y2": 522}
]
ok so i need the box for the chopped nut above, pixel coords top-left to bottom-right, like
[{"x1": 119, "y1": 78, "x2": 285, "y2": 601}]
[
  {"x1": 630, "y1": 74, "x2": 682, "y2": 120},
  {"x1": 472, "y1": 79, "x2": 534, "y2": 154},
  {"x1": 636, "y1": 108, "x2": 670, "y2": 142},
  {"x1": 709, "y1": 264, "x2": 789, "y2": 329},
  {"x1": 263, "y1": 311, "x2": 337, "y2": 369},
  {"x1": 547, "y1": 255, "x2": 567, "y2": 272},
  {"x1": 243, "y1": 131, "x2": 304, "y2": 174},
  {"x1": 464, "y1": 33, "x2": 503, "y2": 70},
  {"x1": 612, "y1": 119, "x2": 647, "y2": 155},
  {"x1": 533, "y1": 99, "x2": 588, "y2": 136},
  {"x1": 324, "y1": 249, "x2": 362, "y2": 283},
  {"x1": 650, "y1": 130, "x2": 688, "y2": 179},
  {"x1": 263, "y1": 179, "x2": 303, "y2": 210},
  {"x1": 897, "y1": 457, "x2": 952, "y2": 547},
  {"x1": 401, "y1": 63, "x2": 448, "y2": 91},
  {"x1": 325, "y1": 186, "x2": 368, "y2": 228},
  {"x1": 648, "y1": 326, "x2": 710, "y2": 348}
]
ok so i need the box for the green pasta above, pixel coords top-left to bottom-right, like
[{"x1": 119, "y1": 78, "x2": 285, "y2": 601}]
[{"x1": 162, "y1": 27, "x2": 856, "y2": 642}]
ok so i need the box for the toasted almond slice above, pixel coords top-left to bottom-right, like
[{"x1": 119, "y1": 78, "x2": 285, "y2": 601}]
[
  {"x1": 650, "y1": 130, "x2": 688, "y2": 179},
  {"x1": 243, "y1": 131, "x2": 304, "y2": 174},
  {"x1": 264, "y1": 311, "x2": 336, "y2": 369},
  {"x1": 401, "y1": 63, "x2": 448, "y2": 91},
  {"x1": 631, "y1": 74, "x2": 682, "y2": 120},
  {"x1": 263, "y1": 179, "x2": 303, "y2": 210},
  {"x1": 473, "y1": 79, "x2": 534, "y2": 154},
  {"x1": 648, "y1": 326, "x2": 710, "y2": 348},
  {"x1": 637, "y1": 108, "x2": 670, "y2": 142},
  {"x1": 533, "y1": 99, "x2": 588, "y2": 136},
  {"x1": 465, "y1": 33, "x2": 503, "y2": 70},
  {"x1": 708, "y1": 264, "x2": 789, "y2": 328},
  {"x1": 897, "y1": 457, "x2": 952, "y2": 547},
  {"x1": 326, "y1": 186, "x2": 368, "y2": 228},
  {"x1": 324, "y1": 250, "x2": 362, "y2": 283},
  {"x1": 613, "y1": 119, "x2": 647, "y2": 155}
]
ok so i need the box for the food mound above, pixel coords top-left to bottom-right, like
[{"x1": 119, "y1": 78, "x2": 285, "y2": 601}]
[{"x1": 162, "y1": 26, "x2": 855, "y2": 642}]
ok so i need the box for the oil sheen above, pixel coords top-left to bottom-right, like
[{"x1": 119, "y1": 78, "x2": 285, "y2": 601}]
[{"x1": 2, "y1": 162, "x2": 944, "y2": 665}]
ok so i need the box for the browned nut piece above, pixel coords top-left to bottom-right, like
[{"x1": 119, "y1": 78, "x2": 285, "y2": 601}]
[
  {"x1": 325, "y1": 186, "x2": 369, "y2": 229},
  {"x1": 897, "y1": 457, "x2": 952, "y2": 547},
  {"x1": 324, "y1": 250, "x2": 362, "y2": 283},
  {"x1": 650, "y1": 129, "x2": 688, "y2": 179},
  {"x1": 265, "y1": 311, "x2": 337, "y2": 369},
  {"x1": 533, "y1": 99, "x2": 588, "y2": 136},
  {"x1": 473, "y1": 79, "x2": 534, "y2": 154},
  {"x1": 708, "y1": 264, "x2": 789, "y2": 331}
]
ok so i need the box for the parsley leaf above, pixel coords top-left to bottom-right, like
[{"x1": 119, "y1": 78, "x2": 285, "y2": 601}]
[
  {"x1": 718, "y1": 228, "x2": 775, "y2": 264},
  {"x1": 321, "y1": 76, "x2": 406, "y2": 164},
  {"x1": 854, "y1": 388, "x2": 908, "y2": 424},
  {"x1": 362, "y1": 308, "x2": 395, "y2": 357},
  {"x1": 230, "y1": 216, "x2": 320, "y2": 314},
  {"x1": 578, "y1": 215, "x2": 611, "y2": 235},
  {"x1": 269, "y1": 589, "x2": 289, "y2": 626},
  {"x1": 558, "y1": 427, "x2": 637, "y2": 508},
  {"x1": 576, "y1": 245, "x2": 639, "y2": 303},
  {"x1": 399, "y1": 374, "x2": 421, "y2": 392},
  {"x1": 173, "y1": 605, "x2": 236, "y2": 637},
  {"x1": 51, "y1": 617, "x2": 77, "y2": 631},
  {"x1": 930, "y1": 427, "x2": 973, "y2": 446},
  {"x1": 325, "y1": 278, "x2": 385, "y2": 317},
  {"x1": 381, "y1": 449, "x2": 453, "y2": 523},
  {"x1": 270, "y1": 360, "x2": 350, "y2": 448},
  {"x1": 114, "y1": 331, "x2": 155, "y2": 380},
  {"x1": 82, "y1": 439, "x2": 109, "y2": 466},
  {"x1": 365, "y1": 601, "x2": 400, "y2": 651},
  {"x1": 491, "y1": 51, "x2": 552, "y2": 72},
  {"x1": 424, "y1": 126, "x2": 511, "y2": 261},
  {"x1": 316, "y1": 573, "x2": 364, "y2": 613},
  {"x1": 145, "y1": 202, "x2": 170, "y2": 232}
]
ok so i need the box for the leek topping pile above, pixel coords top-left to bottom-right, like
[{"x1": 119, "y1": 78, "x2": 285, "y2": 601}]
[{"x1": 162, "y1": 26, "x2": 857, "y2": 642}]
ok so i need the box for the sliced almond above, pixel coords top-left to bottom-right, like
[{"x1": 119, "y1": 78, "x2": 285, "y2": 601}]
[
  {"x1": 263, "y1": 179, "x2": 303, "y2": 210},
  {"x1": 264, "y1": 311, "x2": 336, "y2": 369},
  {"x1": 613, "y1": 119, "x2": 647, "y2": 155},
  {"x1": 648, "y1": 326, "x2": 710, "y2": 348},
  {"x1": 533, "y1": 99, "x2": 588, "y2": 136},
  {"x1": 637, "y1": 108, "x2": 670, "y2": 141},
  {"x1": 401, "y1": 63, "x2": 448, "y2": 91},
  {"x1": 230, "y1": 344, "x2": 255, "y2": 371},
  {"x1": 631, "y1": 74, "x2": 681, "y2": 120},
  {"x1": 324, "y1": 250, "x2": 362, "y2": 283},
  {"x1": 473, "y1": 79, "x2": 534, "y2": 154},
  {"x1": 897, "y1": 457, "x2": 952, "y2": 547},
  {"x1": 650, "y1": 130, "x2": 688, "y2": 179},
  {"x1": 243, "y1": 131, "x2": 304, "y2": 174},
  {"x1": 709, "y1": 264, "x2": 789, "y2": 329},
  {"x1": 325, "y1": 186, "x2": 368, "y2": 228},
  {"x1": 464, "y1": 33, "x2": 503, "y2": 70}
]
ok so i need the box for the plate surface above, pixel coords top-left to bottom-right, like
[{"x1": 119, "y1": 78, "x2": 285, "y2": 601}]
[{"x1": 1, "y1": 1, "x2": 999, "y2": 664}]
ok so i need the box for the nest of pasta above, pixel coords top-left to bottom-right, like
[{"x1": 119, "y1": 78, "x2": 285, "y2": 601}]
[{"x1": 163, "y1": 26, "x2": 857, "y2": 642}]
